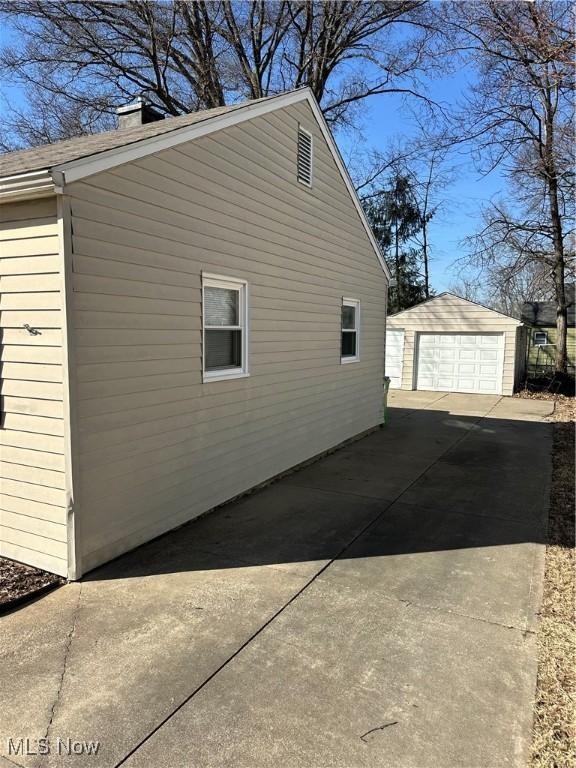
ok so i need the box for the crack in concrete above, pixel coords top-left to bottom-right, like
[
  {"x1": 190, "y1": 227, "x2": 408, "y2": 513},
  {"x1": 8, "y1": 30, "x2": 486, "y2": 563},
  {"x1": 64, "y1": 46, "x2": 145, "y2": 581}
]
[
  {"x1": 360, "y1": 721, "x2": 398, "y2": 742},
  {"x1": 381, "y1": 590, "x2": 533, "y2": 633},
  {"x1": 43, "y1": 583, "x2": 82, "y2": 745}
]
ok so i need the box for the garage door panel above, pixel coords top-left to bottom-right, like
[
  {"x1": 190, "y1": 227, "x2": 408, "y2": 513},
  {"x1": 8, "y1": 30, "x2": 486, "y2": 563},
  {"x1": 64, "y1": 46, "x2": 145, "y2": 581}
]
[
  {"x1": 478, "y1": 380, "x2": 499, "y2": 393},
  {"x1": 436, "y1": 377, "x2": 456, "y2": 389},
  {"x1": 418, "y1": 351, "x2": 438, "y2": 362},
  {"x1": 417, "y1": 374, "x2": 434, "y2": 387},
  {"x1": 386, "y1": 329, "x2": 405, "y2": 389},
  {"x1": 416, "y1": 333, "x2": 504, "y2": 395}
]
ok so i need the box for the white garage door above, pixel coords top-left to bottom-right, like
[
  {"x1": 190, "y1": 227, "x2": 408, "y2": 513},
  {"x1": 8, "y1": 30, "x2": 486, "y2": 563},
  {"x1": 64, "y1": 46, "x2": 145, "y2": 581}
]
[
  {"x1": 416, "y1": 333, "x2": 504, "y2": 394},
  {"x1": 386, "y1": 329, "x2": 405, "y2": 388}
]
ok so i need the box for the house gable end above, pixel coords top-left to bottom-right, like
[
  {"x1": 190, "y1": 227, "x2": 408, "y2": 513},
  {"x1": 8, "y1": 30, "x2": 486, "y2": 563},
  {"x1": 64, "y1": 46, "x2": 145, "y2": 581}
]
[{"x1": 52, "y1": 90, "x2": 388, "y2": 279}]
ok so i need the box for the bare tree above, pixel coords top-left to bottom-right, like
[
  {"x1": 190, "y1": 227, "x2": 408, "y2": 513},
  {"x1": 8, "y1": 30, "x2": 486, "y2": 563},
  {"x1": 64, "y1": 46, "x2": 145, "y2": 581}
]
[
  {"x1": 282, "y1": 0, "x2": 438, "y2": 124},
  {"x1": 450, "y1": 258, "x2": 552, "y2": 317},
  {"x1": 485, "y1": 260, "x2": 553, "y2": 318},
  {"x1": 441, "y1": 0, "x2": 575, "y2": 373},
  {"x1": 446, "y1": 276, "x2": 483, "y2": 303},
  {"x1": 406, "y1": 146, "x2": 455, "y2": 298},
  {"x1": 218, "y1": 1, "x2": 294, "y2": 99},
  {"x1": 0, "y1": 0, "x2": 437, "y2": 149}
]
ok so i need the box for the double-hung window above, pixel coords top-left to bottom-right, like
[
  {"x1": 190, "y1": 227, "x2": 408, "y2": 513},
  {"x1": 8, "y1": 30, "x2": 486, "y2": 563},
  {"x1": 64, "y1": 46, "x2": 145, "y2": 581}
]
[
  {"x1": 533, "y1": 330, "x2": 548, "y2": 346},
  {"x1": 341, "y1": 298, "x2": 360, "y2": 363},
  {"x1": 202, "y1": 274, "x2": 248, "y2": 381}
]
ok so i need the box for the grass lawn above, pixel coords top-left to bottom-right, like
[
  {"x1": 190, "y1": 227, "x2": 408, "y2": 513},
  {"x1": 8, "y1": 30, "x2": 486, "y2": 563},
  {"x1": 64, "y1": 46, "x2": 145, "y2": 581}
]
[{"x1": 523, "y1": 394, "x2": 575, "y2": 768}]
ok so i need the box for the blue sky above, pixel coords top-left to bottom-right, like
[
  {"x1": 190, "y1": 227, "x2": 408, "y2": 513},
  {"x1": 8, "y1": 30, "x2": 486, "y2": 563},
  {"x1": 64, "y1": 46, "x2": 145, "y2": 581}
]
[
  {"x1": 335, "y1": 66, "x2": 505, "y2": 292},
  {"x1": 0, "y1": 23, "x2": 503, "y2": 292}
]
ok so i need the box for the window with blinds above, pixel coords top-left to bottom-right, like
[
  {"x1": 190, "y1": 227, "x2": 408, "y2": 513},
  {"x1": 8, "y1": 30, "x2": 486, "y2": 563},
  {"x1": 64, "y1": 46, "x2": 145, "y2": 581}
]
[
  {"x1": 202, "y1": 275, "x2": 248, "y2": 381},
  {"x1": 297, "y1": 126, "x2": 313, "y2": 186},
  {"x1": 341, "y1": 298, "x2": 360, "y2": 363}
]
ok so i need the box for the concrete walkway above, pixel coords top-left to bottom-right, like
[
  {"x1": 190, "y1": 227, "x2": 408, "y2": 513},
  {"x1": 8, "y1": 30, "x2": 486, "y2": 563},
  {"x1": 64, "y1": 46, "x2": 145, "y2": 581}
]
[{"x1": 0, "y1": 392, "x2": 554, "y2": 768}]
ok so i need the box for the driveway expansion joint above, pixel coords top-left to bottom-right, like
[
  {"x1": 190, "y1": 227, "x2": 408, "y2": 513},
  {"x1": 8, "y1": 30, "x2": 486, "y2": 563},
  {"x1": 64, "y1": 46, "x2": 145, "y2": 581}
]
[
  {"x1": 113, "y1": 403, "x2": 501, "y2": 767},
  {"x1": 0, "y1": 752, "x2": 28, "y2": 768}
]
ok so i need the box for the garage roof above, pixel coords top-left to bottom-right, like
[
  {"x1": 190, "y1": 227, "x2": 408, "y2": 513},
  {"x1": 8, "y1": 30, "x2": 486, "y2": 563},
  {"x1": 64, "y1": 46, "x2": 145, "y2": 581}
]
[{"x1": 388, "y1": 292, "x2": 522, "y2": 323}]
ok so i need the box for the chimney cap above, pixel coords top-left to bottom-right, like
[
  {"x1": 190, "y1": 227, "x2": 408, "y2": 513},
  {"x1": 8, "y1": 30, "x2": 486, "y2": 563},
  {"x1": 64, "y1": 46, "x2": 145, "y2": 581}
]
[
  {"x1": 116, "y1": 96, "x2": 147, "y2": 115},
  {"x1": 116, "y1": 97, "x2": 164, "y2": 128}
]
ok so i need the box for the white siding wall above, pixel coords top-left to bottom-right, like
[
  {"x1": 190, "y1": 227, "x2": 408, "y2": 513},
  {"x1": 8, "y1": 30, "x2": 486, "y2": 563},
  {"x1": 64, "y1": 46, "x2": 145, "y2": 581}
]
[
  {"x1": 68, "y1": 100, "x2": 388, "y2": 574},
  {"x1": 0, "y1": 197, "x2": 69, "y2": 576},
  {"x1": 387, "y1": 294, "x2": 520, "y2": 395}
]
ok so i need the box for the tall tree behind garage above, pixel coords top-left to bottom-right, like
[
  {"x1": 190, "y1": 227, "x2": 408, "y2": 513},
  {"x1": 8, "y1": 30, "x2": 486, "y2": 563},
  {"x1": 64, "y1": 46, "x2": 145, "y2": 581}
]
[
  {"x1": 442, "y1": 0, "x2": 575, "y2": 374},
  {"x1": 363, "y1": 173, "x2": 430, "y2": 313}
]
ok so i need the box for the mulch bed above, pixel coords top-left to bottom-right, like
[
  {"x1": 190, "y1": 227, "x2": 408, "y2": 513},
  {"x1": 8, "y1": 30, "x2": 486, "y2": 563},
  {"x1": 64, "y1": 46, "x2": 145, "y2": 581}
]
[
  {"x1": 517, "y1": 392, "x2": 575, "y2": 768},
  {"x1": 0, "y1": 557, "x2": 64, "y2": 612}
]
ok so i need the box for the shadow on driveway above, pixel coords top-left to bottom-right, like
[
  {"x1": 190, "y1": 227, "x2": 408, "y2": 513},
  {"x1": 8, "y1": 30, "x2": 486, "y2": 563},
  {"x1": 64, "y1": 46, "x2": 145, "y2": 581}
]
[
  {"x1": 84, "y1": 405, "x2": 551, "y2": 584},
  {"x1": 0, "y1": 397, "x2": 553, "y2": 768}
]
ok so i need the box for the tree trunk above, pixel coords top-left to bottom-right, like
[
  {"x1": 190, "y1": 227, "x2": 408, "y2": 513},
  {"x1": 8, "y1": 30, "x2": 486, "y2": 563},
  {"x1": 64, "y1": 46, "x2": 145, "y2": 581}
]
[
  {"x1": 547, "y1": 159, "x2": 568, "y2": 374},
  {"x1": 421, "y1": 154, "x2": 434, "y2": 300},
  {"x1": 539, "y1": 76, "x2": 568, "y2": 375},
  {"x1": 422, "y1": 220, "x2": 430, "y2": 299},
  {"x1": 395, "y1": 218, "x2": 401, "y2": 312},
  {"x1": 552, "y1": 257, "x2": 568, "y2": 374}
]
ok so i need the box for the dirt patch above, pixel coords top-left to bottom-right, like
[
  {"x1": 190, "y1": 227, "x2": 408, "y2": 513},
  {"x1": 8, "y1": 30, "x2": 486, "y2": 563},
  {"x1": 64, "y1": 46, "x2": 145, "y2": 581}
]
[
  {"x1": 0, "y1": 557, "x2": 64, "y2": 611},
  {"x1": 520, "y1": 393, "x2": 575, "y2": 768}
]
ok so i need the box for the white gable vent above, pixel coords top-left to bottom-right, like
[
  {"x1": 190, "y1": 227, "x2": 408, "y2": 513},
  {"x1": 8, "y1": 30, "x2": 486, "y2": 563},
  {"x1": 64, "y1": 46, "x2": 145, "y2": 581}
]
[{"x1": 297, "y1": 126, "x2": 313, "y2": 186}]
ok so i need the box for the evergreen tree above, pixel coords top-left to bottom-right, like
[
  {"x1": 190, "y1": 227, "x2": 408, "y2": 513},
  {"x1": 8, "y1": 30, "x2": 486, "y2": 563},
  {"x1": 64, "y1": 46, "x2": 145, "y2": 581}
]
[{"x1": 363, "y1": 174, "x2": 431, "y2": 313}]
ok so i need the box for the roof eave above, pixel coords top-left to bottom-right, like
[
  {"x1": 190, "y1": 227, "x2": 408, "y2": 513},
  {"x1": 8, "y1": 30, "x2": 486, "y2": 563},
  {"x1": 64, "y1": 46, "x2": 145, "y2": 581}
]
[
  {"x1": 0, "y1": 88, "x2": 389, "y2": 279},
  {"x1": 50, "y1": 87, "x2": 389, "y2": 279},
  {"x1": 0, "y1": 169, "x2": 55, "y2": 204},
  {"x1": 52, "y1": 90, "x2": 311, "y2": 185}
]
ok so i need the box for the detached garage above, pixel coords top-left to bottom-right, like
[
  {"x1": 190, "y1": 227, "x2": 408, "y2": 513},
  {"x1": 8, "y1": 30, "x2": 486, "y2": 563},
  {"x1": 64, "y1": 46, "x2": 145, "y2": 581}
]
[{"x1": 386, "y1": 293, "x2": 524, "y2": 396}]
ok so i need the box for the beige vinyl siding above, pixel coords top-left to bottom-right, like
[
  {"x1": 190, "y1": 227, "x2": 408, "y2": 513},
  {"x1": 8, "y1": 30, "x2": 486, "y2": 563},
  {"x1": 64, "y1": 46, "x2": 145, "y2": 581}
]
[
  {"x1": 387, "y1": 294, "x2": 520, "y2": 396},
  {"x1": 67, "y1": 100, "x2": 387, "y2": 573},
  {"x1": 0, "y1": 197, "x2": 69, "y2": 576}
]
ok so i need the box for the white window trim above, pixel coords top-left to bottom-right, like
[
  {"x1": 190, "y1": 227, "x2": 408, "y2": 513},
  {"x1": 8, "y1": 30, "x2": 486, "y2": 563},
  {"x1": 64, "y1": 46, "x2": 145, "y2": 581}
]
[
  {"x1": 341, "y1": 297, "x2": 360, "y2": 364},
  {"x1": 297, "y1": 125, "x2": 313, "y2": 188},
  {"x1": 202, "y1": 273, "x2": 249, "y2": 382},
  {"x1": 533, "y1": 330, "x2": 549, "y2": 346}
]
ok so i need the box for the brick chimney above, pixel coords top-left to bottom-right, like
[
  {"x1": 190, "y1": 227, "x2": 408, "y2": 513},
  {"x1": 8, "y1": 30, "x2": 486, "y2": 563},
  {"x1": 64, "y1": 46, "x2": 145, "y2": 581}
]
[{"x1": 117, "y1": 97, "x2": 164, "y2": 129}]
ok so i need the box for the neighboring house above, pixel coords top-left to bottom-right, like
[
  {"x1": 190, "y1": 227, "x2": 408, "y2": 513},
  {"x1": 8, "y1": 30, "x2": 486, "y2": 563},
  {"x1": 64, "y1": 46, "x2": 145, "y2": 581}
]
[
  {"x1": 386, "y1": 293, "x2": 524, "y2": 396},
  {"x1": 521, "y1": 285, "x2": 576, "y2": 374},
  {"x1": 0, "y1": 88, "x2": 390, "y2": 579}
]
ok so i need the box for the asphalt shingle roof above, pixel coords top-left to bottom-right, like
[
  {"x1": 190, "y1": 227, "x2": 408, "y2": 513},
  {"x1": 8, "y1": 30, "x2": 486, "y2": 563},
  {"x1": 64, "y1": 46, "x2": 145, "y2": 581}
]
[
  {"x1": 0, "y1": 95, "x2": 277, "y2": 178},
  {"x1": 521, "y1": 285, "x2": 576, "y2": 326}
]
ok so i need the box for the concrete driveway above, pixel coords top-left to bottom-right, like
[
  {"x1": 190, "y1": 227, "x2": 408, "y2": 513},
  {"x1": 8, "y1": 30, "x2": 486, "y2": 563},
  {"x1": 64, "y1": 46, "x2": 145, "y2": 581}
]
[{"x1": 0, "y1": 391, "x2": 554, "y2": 768}]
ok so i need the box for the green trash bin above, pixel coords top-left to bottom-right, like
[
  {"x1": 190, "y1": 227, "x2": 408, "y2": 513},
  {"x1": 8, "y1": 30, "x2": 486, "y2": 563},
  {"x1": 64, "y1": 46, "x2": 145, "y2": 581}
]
[{"x1": 383, "y1": 376, "x2": 391, "y2": 424}]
